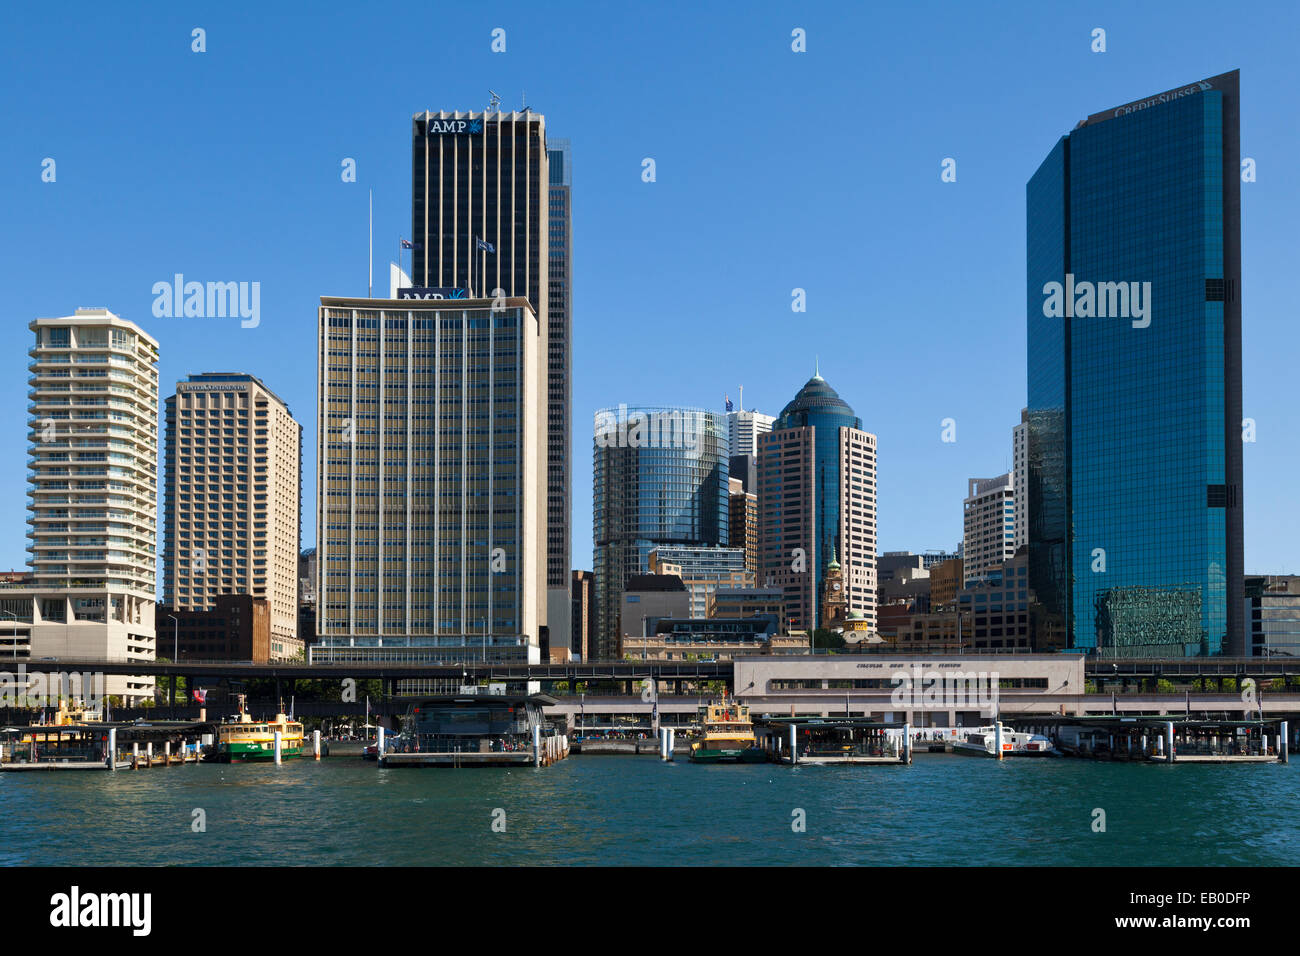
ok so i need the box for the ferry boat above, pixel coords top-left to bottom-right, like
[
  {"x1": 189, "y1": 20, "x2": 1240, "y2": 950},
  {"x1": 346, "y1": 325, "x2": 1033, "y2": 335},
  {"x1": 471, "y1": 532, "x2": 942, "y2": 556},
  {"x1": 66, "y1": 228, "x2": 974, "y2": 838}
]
[
  {"x1": 689, "y1": 693, "x2": 765, "y2": 763},
  {"x1": 51, "y1": 699, "x2": 104, "y2": 725},
  {"x1": 215, "y1": 697, "x2": 304, "y2": 762},
  {"x1": 952, "y1": 725, "x2": 1058, "y2": 757}
]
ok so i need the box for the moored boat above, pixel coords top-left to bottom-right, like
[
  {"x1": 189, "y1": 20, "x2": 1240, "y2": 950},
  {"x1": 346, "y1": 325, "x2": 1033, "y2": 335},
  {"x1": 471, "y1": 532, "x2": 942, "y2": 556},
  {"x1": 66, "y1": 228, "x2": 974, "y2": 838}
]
[
  {"x1": 952, "y1": 725, "x2": 1058, "y2": 757},
  {"x1": 215, "y1": 696, "x2": 304, "y2": 762},
  {"x1": 689, "y1": 693, "x2": 764, "y2": 763}
]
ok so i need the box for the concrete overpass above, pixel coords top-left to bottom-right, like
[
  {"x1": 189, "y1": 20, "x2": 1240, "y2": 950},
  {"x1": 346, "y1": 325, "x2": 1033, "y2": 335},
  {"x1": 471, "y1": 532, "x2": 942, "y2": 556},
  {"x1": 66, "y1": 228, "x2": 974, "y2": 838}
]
[{"x1": 9, "y1": 654, "x2": 1300, "y2": 685}]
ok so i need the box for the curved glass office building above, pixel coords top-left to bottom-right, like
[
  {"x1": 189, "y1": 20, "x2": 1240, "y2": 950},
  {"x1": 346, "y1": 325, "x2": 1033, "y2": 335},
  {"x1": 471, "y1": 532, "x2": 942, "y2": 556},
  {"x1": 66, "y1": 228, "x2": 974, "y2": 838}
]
[{"x1": 592, "y1": 405, "x2": 728, "y2": 659}]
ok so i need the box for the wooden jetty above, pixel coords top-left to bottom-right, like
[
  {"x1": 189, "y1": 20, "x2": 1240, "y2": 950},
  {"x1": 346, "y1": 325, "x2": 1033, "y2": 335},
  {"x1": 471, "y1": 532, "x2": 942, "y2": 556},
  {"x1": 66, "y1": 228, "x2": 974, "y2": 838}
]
[{"x1": 0, "y1": 720, "x2": 208, "y2": 772}]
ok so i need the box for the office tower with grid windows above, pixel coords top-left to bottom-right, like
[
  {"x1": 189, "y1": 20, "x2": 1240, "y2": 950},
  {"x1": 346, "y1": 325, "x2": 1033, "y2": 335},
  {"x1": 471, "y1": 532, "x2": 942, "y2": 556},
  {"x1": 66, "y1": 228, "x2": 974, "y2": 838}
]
[
  {"x1": 6, "y1": 309, "x2": 159, "y2": 702},
  {"x1": 1027, "y1": 70, "x2": 1243, "y2": 655},
  {"x1": 728, "y1": 476, "x2": 759, "y2": 576},
  {"x1": 962, "y1": 473, "x2": 1015, "y2": 585},
  {"x1": 546, "y1": 138, "x2": 573, "y2": 650},
  {"x1": 758, "y1": 375, "x2": 877, "y2": 634},
  {"x1": 162, "y1": 373, "x2": 302, "y2": 660},
  {"x1": 314, "y1": 296, "x2": 545, "y2": 665},
  {"x1": 410, "y1": 109, "x2": 556, "y2": 647},
  {"x1": 1013, "y1": 408, "x2": 1028, "y2": 553},
  {"x1": 727, "y1": 407, "x2": 775, "y2": 458}
]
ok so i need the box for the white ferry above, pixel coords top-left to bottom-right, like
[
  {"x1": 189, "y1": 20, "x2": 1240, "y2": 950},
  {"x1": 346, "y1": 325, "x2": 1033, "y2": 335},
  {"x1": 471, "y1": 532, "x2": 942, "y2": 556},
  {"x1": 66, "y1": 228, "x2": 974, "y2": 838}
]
[{"x1": 953, "y1": 725, "x2": 1058, "y2": 757}]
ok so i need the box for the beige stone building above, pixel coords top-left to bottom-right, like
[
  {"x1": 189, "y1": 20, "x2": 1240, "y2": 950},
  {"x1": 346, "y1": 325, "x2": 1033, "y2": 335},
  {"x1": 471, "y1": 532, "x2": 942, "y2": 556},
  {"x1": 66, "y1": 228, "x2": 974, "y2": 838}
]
[{"x1": 162, "y1": 374, "x2": 302, "y2": 660}]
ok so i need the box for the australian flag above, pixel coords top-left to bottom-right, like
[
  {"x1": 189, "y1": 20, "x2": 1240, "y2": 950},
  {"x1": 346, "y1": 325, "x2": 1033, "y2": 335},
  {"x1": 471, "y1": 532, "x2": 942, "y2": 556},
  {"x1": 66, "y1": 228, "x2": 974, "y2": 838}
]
[
  {"x1": 476, "y1": 236, "x2": 495, "y2": 253},
  {"x1": 400, "y1": 238, "x2": 415, "y2": 249},
  {"x1": 725, "y1": 394, "x2": 733, "y2": 412}
]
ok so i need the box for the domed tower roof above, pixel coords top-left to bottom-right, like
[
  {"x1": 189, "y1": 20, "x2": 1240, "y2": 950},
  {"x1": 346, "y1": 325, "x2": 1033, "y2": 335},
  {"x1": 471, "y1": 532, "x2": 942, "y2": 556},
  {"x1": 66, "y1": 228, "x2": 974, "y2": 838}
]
[{"x1": 776, "y1": 374, "x2": 859, "y2": 427}]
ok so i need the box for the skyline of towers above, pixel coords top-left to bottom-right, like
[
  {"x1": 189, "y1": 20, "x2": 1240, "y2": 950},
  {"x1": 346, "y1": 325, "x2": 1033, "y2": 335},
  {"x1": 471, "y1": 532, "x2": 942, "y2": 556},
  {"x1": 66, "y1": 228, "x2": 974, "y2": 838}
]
[
  {"x1": 1026, "y1": 69, "x2": 1244, "y2": 656},
  {"x1": 1, "y1": 70, "x2": 1266, "y2": 670},
  {"x1": 162, "y1": 373, "x2": 302, "y2": 659},
  {"x1": 758, "y1": 374, "x2": 877, "y2": 634}
]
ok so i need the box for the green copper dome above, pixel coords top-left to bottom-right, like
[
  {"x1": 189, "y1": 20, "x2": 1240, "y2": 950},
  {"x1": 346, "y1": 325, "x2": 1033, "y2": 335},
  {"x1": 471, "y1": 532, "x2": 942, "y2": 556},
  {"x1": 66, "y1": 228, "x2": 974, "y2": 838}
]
[{"x1": 776, "y1": 374, "x2": 859, "y2": 428}]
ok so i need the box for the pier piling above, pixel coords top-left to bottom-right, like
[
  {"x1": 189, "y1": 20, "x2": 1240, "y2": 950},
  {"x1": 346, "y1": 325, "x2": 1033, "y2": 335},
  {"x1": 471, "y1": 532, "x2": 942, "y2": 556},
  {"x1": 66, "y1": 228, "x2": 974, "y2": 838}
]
[
  {"x1": 313, "y1": 729, "x2": 321, "y2": 760},
  {"x1": 1281, "y1": 721, "x2": 1289, "y2": 763},
  {"x1": 1165, "y1": 721, "x2": 1175, "y2": 763},
  {"x1": 273, "y1": 730, "x2": 282, "y2": 765},
  {"x1": 108, "y1": 729, "x2": 117, "y2": 770}
]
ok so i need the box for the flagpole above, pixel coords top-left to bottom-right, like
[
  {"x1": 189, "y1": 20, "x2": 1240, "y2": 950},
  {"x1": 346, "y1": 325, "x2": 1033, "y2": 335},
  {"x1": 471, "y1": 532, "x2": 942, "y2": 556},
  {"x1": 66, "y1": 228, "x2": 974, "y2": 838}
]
[{"x1": 368, "y1": 189, "x2": 373, "y2": 298}]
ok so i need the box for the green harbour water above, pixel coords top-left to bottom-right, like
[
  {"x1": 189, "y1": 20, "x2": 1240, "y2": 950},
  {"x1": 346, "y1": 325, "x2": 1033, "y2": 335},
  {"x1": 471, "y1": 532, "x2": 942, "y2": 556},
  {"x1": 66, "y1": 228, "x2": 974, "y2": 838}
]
[{"x1": 2, "y1": 755, "x2": 1296, "y2": 866}]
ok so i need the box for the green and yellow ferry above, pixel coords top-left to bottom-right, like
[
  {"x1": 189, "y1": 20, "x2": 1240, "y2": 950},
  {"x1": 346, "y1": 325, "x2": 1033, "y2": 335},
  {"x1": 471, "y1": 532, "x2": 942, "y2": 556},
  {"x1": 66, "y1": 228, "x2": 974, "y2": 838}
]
[
  {"x1": 689, "y1": 693, "x2": 765, "y2": 763},
  {"x1": 215, "y1": 697, "x2": 304, "y2": 763}
]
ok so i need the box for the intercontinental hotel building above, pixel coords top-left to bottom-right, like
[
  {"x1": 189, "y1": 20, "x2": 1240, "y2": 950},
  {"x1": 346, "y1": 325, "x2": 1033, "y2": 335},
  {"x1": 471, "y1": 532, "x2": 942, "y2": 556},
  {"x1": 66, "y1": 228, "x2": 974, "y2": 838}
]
[
  {"x1": 5, "y1": 309, "x2": 160, "y2": 702},
  {"x1": 312, "y1": 296, "x2": 546, "y2": 669}
]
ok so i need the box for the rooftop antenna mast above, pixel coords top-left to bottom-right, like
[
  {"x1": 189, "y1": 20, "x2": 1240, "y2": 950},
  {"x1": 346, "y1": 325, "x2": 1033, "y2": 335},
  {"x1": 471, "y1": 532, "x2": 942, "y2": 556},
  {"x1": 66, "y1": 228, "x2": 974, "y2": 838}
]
[
  {"x1": 738, "y1": 385, "x2": 744, "y2": 412},
  {"x1": 488, "y1": 90, "x2": 501, "y2": 113}
]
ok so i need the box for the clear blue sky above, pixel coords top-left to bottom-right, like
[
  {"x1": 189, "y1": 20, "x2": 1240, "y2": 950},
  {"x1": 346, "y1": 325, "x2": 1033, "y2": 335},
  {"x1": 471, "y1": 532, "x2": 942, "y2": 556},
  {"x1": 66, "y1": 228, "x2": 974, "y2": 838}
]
[{"x1": 2, "y1": 1, "x2": 1296, "y2": 581}]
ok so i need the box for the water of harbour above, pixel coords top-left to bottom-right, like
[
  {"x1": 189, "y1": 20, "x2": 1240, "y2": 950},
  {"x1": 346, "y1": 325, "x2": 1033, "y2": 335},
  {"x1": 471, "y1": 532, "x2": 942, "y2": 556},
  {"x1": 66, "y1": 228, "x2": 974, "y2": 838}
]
[{"x1": 2, "y1": 756, "x2": 1296, "y2": 866}]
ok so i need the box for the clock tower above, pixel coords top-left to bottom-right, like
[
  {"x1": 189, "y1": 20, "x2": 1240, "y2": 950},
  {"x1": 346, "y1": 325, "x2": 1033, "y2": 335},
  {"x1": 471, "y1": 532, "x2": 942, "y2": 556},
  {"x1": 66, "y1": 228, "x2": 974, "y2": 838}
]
[{"x1": 822, "y1": 547, "x2": 847, "y2": 631}]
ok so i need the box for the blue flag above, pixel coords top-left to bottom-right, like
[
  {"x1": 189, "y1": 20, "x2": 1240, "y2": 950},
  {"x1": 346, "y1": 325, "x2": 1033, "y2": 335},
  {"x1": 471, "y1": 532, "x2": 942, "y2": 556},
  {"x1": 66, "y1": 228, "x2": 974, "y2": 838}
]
[{"x1": 476, "y1": 236, "x2": 495, "y2": 253}]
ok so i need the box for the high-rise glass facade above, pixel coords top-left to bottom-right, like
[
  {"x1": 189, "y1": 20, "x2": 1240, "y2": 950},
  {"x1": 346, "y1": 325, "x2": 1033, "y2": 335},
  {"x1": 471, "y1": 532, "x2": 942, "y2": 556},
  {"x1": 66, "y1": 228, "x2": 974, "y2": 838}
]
[
  {"x1": 592, "y1": 406, "x2": 728, "y2": 659},
  {"x1": 1026, "y1": 71, "x2": 1243, "y2": 656}
]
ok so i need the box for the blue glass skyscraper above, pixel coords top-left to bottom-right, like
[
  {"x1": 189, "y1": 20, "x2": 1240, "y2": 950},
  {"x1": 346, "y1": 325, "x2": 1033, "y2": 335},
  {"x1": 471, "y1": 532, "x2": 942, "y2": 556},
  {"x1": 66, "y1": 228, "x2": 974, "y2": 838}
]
[
  {"x1": 1026, "y1": 71, "x2": 1243, "y2": 656},
  {"x1": 592, "y1": 406, "x2": 728, "y2": 659}
]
